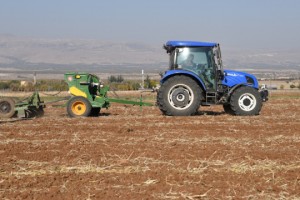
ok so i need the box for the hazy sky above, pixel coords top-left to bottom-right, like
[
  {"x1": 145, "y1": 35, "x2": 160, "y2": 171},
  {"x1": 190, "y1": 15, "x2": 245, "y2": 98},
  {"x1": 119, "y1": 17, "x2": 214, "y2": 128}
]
[{"x1": 1, "y1": 0, "x2": 300, "y2": 49}]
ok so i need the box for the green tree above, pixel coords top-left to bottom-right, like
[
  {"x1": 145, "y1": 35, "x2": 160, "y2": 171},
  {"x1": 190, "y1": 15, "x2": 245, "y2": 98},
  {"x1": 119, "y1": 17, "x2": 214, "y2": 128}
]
[
  {"x1": 117, "y1": 75, "x2": 124, "y2": 83},
  {"x1": 0, "y1": 82, "x2": 9, "y2": 90},
  {"x1": 22, "y1": 82, "x2": 34, "y2": 92},
  {"x1": 144, "y1": 75, "x2": 151, "y2": 89},
  {"x1": 108, "y1": 75, "x2": 117, "y2": 83},
  {"x1": 144, "y1": 75, "x2": 157, "y2": 89},
  {"x1": 131, "y1": 82, "x2": 140, "y2": 90},
  {"x1": 9, "y1": 80, "x2": 21, "y2": 91},
  {"x1": 108, "y1": 75, "x2": 124, "y2": 83}
]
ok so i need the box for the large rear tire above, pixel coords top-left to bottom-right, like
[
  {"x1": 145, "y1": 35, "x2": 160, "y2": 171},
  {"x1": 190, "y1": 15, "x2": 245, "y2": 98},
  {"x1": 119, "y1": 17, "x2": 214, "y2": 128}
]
[
  {"x1": 0, "y1": 98, "x2": 16, "y2": 118},
  {"x1": 67, "y1": 96, "x2": 92, "y2": 117},
  {"x1": 230, "y1": 86, "x2": 262, "y2": 116},
  {"x1": 157, "y1": 76, "x2": 202, "y2": 116}
]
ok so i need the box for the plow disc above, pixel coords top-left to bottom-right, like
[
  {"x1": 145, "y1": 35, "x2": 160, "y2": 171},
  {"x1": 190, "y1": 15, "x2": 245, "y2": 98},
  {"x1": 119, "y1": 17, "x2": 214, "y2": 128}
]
[{"x1": 24, "y1": 107, "x2": 44, "y2": 118}]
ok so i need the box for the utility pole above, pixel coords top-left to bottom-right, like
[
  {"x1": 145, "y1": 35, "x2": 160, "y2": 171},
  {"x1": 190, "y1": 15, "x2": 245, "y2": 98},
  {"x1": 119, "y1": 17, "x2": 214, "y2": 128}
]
[
  {"x1": 141, "y1": 70, "x2": 144, "y2": 89},
  {"x1": 33, "y1": 72, "x2": 37, "y2": 86}
]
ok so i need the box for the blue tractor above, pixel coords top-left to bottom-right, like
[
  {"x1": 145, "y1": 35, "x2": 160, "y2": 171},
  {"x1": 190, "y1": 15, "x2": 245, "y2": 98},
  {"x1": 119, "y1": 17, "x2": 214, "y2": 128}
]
[{"x1": 157, "y1": 41, "x2": 268, "y2": 116}]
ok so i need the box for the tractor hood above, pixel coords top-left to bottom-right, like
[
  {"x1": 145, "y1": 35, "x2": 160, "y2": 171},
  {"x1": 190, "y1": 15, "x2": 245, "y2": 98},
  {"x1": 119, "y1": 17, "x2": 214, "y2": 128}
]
[{"x1": 222, "y1": 70, "x2": 259, "y2": 89}]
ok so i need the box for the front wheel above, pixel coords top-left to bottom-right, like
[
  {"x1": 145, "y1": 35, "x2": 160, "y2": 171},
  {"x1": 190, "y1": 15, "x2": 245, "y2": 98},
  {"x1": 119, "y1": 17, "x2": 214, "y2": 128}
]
[
  {"x1": 157, "y1": 76, "x2": 202, "y2": 116},
  {"x1": 67, "y1": 96, "x2": 92, "y2": 117},
  {"x1": 230, "y1": 86, "x2": 262, "y2": 116},
  {"x1": 223, "y1": 104, "x2": 234, "y2": 115}
]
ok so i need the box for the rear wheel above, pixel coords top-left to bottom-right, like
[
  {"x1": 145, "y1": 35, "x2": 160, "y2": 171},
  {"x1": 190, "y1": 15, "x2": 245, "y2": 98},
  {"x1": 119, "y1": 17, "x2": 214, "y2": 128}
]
[
  {"x1": 0, "y1": 98, "x2": 16, "y2": 118},
  {"x1": 157, "y1": 76, "x2": 202, "y2": 116},
  {"x1": 230, "y1": 86, "x2": 262, "y2": 116},
  {"x1": 67, "y1": 96, "x2": 92, "y2": 117}
]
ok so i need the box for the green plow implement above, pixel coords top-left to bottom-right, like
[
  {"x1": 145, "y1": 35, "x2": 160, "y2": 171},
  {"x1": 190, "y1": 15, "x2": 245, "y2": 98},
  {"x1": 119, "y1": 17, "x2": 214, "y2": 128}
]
[{"x1": 0, "y1": 91, "x2": 45, "y2": 119}]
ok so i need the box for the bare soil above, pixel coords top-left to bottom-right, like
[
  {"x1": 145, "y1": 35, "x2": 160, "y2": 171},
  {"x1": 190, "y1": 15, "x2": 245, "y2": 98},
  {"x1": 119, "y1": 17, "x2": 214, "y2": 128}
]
[{"x1": 0, "y1": 91, "x2": 300, "y2": 199}]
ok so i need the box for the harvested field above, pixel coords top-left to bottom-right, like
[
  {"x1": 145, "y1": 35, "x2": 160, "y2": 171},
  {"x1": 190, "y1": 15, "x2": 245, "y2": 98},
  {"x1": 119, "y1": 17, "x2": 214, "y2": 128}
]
[{"x1": 0, "y1": 91, "x2": 300, "y2": 199}]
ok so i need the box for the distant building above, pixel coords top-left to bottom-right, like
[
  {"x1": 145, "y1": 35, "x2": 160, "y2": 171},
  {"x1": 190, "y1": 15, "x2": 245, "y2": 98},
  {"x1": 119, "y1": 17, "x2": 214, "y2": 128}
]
[{"x1": 20, "y1": 81, "x2": 30, "y2": 87}]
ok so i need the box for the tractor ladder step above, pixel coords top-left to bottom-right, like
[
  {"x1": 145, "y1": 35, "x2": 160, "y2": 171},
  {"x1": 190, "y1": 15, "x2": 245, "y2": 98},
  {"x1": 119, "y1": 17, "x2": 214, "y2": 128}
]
[{"x1": 205, "y1": 92, "x2": 217, "y2": 104}]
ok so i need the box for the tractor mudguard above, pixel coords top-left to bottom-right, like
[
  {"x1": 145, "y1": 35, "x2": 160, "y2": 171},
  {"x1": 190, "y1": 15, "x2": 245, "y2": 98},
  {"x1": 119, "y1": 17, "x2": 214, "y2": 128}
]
[{"x1": 161, "y1": 70, "x2": 207, "y2": 91}]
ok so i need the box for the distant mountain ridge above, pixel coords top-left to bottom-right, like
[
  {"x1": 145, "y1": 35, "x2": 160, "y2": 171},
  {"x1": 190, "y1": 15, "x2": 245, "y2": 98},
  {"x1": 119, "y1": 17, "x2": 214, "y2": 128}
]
[{"x1": 0, "y1": 34, "x2": 299, "y2": 73}]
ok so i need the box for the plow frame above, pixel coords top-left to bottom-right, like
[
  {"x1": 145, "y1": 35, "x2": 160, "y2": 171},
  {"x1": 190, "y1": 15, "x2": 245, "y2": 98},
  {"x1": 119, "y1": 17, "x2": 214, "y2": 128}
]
[{"x1": 15, "y1": 91, "x2": 46, "y2": 117}]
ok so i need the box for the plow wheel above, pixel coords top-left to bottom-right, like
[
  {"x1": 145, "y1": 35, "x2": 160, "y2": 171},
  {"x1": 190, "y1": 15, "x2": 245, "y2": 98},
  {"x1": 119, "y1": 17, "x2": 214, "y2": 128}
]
[
  {"x1": 0, "y1": 98, "x2": 16, "y2": 118},
  {"x1": 67, "y1": 96, "x2": 92, "y2": 117}
]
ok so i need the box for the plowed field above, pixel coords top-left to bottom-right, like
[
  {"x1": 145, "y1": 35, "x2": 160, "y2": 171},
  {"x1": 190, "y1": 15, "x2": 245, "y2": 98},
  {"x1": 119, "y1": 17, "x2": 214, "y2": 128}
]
[{"x1": 1, "y1": 91, "x2": 300, "y2": 199}]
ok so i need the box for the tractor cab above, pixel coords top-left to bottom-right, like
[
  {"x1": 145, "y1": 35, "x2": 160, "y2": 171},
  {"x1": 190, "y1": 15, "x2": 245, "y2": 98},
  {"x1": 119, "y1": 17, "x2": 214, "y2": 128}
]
[{"x1": 164, "y1": 41, "x2": 223, "y2": 92}]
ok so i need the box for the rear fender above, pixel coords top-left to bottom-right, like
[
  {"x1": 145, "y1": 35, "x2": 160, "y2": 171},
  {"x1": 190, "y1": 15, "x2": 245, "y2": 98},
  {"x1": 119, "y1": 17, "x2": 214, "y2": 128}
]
[{"x1": 161, "y1": 70, "x2": 206, "y2": 91}]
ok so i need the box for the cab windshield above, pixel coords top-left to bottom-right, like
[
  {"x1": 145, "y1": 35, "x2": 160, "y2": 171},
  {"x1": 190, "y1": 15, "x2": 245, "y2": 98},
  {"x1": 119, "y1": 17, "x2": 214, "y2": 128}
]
[{"x1": 170, "y1": 47, "x2": 216, "y2": 89}]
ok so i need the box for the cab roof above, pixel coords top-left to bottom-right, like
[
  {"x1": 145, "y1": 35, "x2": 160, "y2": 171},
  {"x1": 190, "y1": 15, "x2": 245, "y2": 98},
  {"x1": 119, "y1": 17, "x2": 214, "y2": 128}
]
[{"x1": 166, "y1": 41, "x2": 217, "y2": 47}]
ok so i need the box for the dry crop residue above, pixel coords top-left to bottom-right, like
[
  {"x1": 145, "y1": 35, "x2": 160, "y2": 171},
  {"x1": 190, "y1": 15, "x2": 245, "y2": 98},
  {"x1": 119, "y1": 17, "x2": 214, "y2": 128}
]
[{"x1": 0, "y1": 91, "x2": 300, "y2": 199}]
